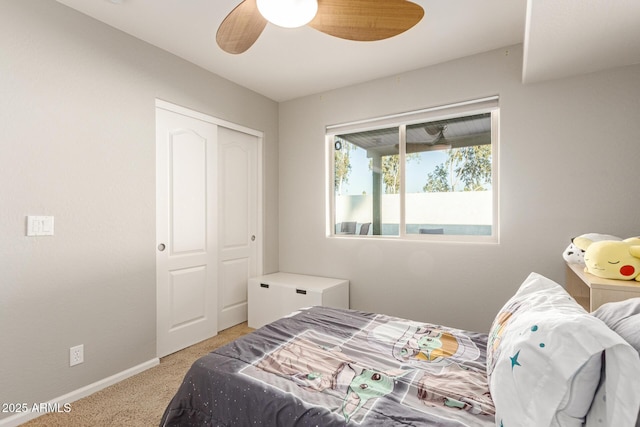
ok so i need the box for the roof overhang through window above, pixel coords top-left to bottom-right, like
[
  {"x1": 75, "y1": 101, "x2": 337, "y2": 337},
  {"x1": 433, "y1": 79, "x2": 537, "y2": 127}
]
[{"x1": 337, "y1": 113, "x2": 491, "y2": 157}]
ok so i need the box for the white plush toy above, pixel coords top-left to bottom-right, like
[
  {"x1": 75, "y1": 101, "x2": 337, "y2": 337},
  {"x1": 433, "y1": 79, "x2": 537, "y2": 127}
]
[{"x1": 562, "y1": 233, "x2": 622, "y2": 264}]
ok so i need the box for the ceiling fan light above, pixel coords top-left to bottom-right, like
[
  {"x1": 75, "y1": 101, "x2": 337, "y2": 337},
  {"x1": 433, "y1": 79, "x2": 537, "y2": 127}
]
[{"x1": 256, "y1": 0, "x2": 318, "y2": 29}]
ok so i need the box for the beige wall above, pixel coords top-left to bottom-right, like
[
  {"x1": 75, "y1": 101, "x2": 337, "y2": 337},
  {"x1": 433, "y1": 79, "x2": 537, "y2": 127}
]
[
  {"x1": 0, "y1": 0, "x2": 278, "y2": 415},
  {"x1": 278, "y1": 45, "x2": 640, "y2": 331}
]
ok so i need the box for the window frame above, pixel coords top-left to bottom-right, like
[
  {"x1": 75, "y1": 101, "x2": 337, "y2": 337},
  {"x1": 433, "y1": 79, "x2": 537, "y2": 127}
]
[{"x1": 326, "y1": 97, "x2": 500, "y2": 243}]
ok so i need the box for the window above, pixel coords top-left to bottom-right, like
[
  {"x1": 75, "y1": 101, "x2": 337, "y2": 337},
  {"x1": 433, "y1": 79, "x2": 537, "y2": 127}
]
[{"x1": 327, "y1": 97, "x2": 499, "y2": 242}]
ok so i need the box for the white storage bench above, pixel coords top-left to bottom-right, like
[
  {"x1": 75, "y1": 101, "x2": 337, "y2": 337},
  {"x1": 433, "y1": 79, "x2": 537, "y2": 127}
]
[{"x1": 248, "y1": 272, "x2": 349, "y2": 329}]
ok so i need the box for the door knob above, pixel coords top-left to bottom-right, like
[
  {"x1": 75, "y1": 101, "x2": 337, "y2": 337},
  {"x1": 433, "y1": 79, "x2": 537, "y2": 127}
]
[
  {"x1": 251, "y1": 235, "x2": 256, "y2": 241},
  {"x1": 158, "y1": 243, "x2": 166, "y2": 251}
]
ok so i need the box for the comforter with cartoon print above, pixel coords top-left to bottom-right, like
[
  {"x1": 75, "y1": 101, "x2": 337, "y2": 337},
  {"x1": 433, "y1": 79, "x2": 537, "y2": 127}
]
[{"x1": 160, "y1": 306, "x2": 495, "y2": 426}]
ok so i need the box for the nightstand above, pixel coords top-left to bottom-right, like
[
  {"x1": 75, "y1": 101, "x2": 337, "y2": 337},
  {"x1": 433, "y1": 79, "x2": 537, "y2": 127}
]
[{"x1": 565, "y1": 262, "x2": 640, "y2": 312}]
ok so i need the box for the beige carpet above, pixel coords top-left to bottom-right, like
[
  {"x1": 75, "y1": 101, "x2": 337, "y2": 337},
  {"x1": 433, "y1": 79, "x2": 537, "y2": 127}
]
[{"x1": 22, "y1": 323, "x2": 253, "y2": 427}]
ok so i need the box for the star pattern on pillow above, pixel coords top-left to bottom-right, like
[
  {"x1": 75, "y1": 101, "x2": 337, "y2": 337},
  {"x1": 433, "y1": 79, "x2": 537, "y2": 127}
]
[{"x1": 510, "y1": 350, "x2": 521, "y2": 369}]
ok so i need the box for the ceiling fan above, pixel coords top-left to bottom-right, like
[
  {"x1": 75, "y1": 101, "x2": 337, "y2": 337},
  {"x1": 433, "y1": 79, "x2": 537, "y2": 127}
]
[
  {"x1": 216, "y1": 0, "x2": 424, "y2": 54},
  {"x1": 406, "y1": 124, "x2": 452, "y2": 153}
]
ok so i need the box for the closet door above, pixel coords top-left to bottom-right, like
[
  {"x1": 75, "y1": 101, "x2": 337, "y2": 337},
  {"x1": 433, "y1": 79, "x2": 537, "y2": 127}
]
[
  {"x1": 156, "y1": 101, "x2": 263, "y2": 356},
  {"x1": 217, "y1": 126, "x2": 260, "y2": 330},
  {"x1": 156, "y1": 106, "x2": 218, "y2": 357}
]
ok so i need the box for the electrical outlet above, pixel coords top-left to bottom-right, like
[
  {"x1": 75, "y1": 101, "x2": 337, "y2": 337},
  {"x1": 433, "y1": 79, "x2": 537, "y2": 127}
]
[{"x1": 70, "y1": 345, "x2": 84, "y2": 367}]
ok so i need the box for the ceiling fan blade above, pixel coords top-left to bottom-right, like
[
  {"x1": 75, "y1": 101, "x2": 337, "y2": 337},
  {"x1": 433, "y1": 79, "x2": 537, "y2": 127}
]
[
  {"x1": 216, "y1": 0, "x2": 267, "y2": 54},
  {"x1": 309, "y1": 0, "x2": 424, "y2": 42}
]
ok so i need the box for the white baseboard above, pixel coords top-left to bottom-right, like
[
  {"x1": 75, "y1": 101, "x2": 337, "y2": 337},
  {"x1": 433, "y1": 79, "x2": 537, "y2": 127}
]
[{"x1": 0, "y1": 358, "x2": 159, "y2": 427}]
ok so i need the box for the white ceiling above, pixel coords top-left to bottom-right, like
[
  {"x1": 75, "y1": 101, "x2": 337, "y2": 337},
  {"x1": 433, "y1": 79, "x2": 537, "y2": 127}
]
[
  {"x1": 524, "y1": 0, "x2": 640, "y2": 84},
  {"x1": 56, "y1": 0, "x2": 640, "y2": 102}
]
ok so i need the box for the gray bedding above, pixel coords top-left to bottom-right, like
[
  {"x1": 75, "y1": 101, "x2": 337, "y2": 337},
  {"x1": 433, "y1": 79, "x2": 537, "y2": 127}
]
[{"x1": 160, "y1": 306, "x2": 494, "y2": 426}]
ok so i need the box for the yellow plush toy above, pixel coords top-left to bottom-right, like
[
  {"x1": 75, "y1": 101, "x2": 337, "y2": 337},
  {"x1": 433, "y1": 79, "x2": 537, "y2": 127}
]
[{"x1": 573, "y1": 237, "x2": 640, "y2": 281}]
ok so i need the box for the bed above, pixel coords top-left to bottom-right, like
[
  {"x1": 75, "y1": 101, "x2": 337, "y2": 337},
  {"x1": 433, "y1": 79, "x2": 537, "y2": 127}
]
[{"x1": 160, "y1": 273, "x2": 640, "y2": 427}]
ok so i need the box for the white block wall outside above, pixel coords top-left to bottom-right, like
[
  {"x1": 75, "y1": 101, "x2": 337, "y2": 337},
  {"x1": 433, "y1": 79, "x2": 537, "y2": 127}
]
[{"x1": 248, "y1": 272, "x2": 349, "y2": 328}]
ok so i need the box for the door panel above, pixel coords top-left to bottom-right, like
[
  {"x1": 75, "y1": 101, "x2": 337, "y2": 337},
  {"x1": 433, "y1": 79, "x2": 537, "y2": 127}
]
[
  {"x1": 170, "y1": 266, "x2": 206, "y2": 327},
  {"x1": 156, "y1": 107, "x2": 217, "y2": 357},
  {"x1": 218, "y1": 127, "x2": 259, "y2": 330},
  {"x1": 170, "y1": 132, "x2": 207, "y2": 254},
  {"x1": 220, "y1": 258, "x2": 249, "y2": 312},
  {"x1": 222, "y1": 145, "x2": 250, "y2": 246}
]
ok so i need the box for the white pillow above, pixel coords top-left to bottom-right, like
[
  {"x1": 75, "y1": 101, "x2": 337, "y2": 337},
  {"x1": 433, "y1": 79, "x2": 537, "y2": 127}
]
[
  {"x1": 488, "y1": 273, "x2": 639, "y2": 427},
  {"x1": 592, "y1": 298, "x2": 640, "y2": 354},
  {"x1": 591, "y1": 298, "x2": 640, "y2": 427}
]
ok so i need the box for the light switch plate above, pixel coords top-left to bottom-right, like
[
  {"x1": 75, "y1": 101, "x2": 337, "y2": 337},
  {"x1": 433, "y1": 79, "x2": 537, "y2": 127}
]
[{"x1": 27, "y1": 216, "x2": 54, "y2": 236}]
